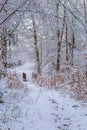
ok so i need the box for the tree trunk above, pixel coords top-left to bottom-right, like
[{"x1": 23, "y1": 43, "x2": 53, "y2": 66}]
[
  {"x1": 83, "y1": 0, "x2": 87, "y2": 22},
  {"x1": 1, "y1": 35, "x2": 7, "y2": 76},
  {"x1": 56, "y1": 2, "x2": 66, "y2": 71},
  {"x1": 56, "y1": 36, "x2": 61, "y2": 71},
  {"x1": 56, "y1": 3, "x2": 60, "y2": 71},
  {"x1": 32, "y1": 17, "x2": 41, "y2": 74},
  {"x1": 66, "y1": 23, "x2": 69, "y2": 63},
  {"x1": 71, "y1": 32, "x2": 75, "y2": 66}
]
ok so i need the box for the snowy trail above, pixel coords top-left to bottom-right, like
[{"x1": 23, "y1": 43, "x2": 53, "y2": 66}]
[
  {"x1": 0, "y1": 62, "x2": 87, "y2": 130},
  {"x1": 17, "y1": 84, "x2": 87, "y2": 130},
  {"x1": 1, "y1": 83, "x2": 87, "y2": 130}
]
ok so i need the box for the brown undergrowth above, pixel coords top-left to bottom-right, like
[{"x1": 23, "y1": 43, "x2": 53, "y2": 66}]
[
  {"x1": 6, "y1": 71, "x2": 28, "y2": 92},
  {"x1": 33, "y1": 65, "x2": 87, "y2": 101}
]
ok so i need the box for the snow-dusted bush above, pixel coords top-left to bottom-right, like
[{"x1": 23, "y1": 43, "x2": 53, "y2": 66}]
[
  {"x1": 68, "y1": 70, "x2": 87, "y2": 100},
  {"x1": 33, "y1": 73, "x2": 66, "y2": 88},
  {"x1": 6, "y1": 71, "x2": 28, "y2": 92},
  {"x1": 33, "y1": 64, "x2": 87, "y2": 101}
]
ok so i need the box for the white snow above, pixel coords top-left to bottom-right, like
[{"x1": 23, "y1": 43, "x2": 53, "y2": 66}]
[{"x1": 0, "y1": 62, "x2": 87, "y2": 130}]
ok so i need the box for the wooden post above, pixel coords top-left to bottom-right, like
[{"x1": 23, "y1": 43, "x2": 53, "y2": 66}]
[
  {"x1": 32, "y1": 73, "x2": 37, "y2": 79},
  {"x1": 23, "y1": 73, "x2": 26, "y2": 81}
]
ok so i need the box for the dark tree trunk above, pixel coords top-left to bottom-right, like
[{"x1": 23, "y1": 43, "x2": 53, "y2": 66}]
[
  {"x1": 1, "y1": 35, "x2": 7, "y2": 76},
  {"x1": 32, "y1": 17, "x2": 41, "y2": 74}
]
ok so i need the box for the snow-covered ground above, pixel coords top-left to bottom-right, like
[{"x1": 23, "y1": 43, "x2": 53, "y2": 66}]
[{"x1": 0, "y1": 62, "x2": 87, "y2": 130}]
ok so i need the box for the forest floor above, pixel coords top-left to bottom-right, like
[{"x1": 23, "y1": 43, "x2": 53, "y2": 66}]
[{"x1": 0, "y1": 62, "x2": 87, "y2": 130}]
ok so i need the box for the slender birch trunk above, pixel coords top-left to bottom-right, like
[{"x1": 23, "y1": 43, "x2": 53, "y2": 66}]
[
  {"x1": 65, "y1": 23, "x2": 69, "y2": 63},
  {"x1": 83, "y1": 0, "x2": 87, "y2": 22},
  {"x1": 1, "y1": 34, "x2": 7, "y2": 76},
  {"x1": 32, "y1": 17, "x2": 41, "y2": 74},
  {"x1": 56, "y1": 3, "x2": 66, "y2": 71}
]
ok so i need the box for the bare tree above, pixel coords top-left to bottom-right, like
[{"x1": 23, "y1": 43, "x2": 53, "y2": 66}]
[
  {"x1": 0, "y1": 0, "x2": 30, "y2": 77},
  {"x1": 32, "y1": 16, "x2": 41, "y2": 74},
  {"x1": 56, "y1": 2, "x2": 66, "y2": 71}
]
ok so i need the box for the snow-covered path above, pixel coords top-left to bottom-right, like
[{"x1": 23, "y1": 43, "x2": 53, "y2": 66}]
[
  {"x1": 18, "y1": 84, "x2": 87, "y2": 130},
  {"x1": 0, "y1": 62, "x2": 87, "y2": 130},
  {"x1": 1, "y1": 82, "x2": 87, "y2": 130}
]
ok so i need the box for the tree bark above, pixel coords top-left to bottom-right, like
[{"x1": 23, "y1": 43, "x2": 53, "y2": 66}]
[
  {"x1": 65, "y1": 23, "x2": 69, "y2": 63},
  {"x1": 32, "y1": 17, "x2": 41, "y2": 74},
  {"x1": 1, "y1": 34, "x2": 7, "y2": 76},
  {"x1": 56, "y1": 2, "x2": 66, "y2": 71}
]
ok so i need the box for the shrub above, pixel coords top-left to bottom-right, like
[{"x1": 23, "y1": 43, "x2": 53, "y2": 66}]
[{"x1": 6, "y1": 71, "x2": 28, "y2": 92}]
